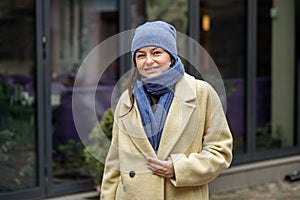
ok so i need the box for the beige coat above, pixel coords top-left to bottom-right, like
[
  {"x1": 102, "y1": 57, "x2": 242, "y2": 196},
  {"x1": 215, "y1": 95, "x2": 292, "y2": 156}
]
[{"x1": 101, "y1": 73, "x2": 233, "y2": 200}]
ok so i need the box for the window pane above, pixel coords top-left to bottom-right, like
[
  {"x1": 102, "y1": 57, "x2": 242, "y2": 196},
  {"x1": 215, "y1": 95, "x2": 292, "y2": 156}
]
[
  {"x1": 0, "y1": 0, "x2": 38, "y2": 192},
  {"x1": 200, "y1": 1, "x2": 247, "y2": 154},
  {"x1": 50, "y1": 0, "x2": 118, "y2": 184},
  {"x1": 256, "y1": 0, "x2": 295, "y2": 151},
  {"x1": 131, "y1": 0, "x2": 188, "y2": 33}
]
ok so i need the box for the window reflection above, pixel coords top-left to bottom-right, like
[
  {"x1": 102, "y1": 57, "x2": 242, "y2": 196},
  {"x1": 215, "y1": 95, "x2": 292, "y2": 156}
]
[
  {"x1": 131, "y1": 0, "x2": 188, "y2": 33},
  {"x1": 200, "y1": 1, "x2": 247, "y2": 154},
  {"x1": 256, "y1": 0, "x2": 295, "y2": 151},
  {"x1": 0, "y1": 0, "x2": 37, "y2": 192},
  {"x1": 50, "y1": 0, "x2": 118, "y2": 184}
]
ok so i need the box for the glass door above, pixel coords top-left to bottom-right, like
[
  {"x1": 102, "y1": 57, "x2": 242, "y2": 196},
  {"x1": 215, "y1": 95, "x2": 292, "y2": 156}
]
[
  {"x1": 48, "y1": 0, "x2": 119, "y2": 196},
  {"x1": 199, "y1": 1, "x2": 247, "y2": 155},
  {"x1": 256, "y1": 0, "x2": 295, "y2": 151},
  {"x1": 0, "y1": 0, "x2": 44, "y2": 199}
]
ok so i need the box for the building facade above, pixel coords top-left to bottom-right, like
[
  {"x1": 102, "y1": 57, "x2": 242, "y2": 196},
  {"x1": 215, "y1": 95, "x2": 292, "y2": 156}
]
[{"x1": 0, "y1": 0, "x2": 299, "y2": 199}]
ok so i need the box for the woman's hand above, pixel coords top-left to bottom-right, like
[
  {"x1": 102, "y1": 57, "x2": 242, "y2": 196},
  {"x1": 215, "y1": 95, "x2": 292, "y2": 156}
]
[{"x1": 146, "y1": 157, "x2": 175, "y2": 179}]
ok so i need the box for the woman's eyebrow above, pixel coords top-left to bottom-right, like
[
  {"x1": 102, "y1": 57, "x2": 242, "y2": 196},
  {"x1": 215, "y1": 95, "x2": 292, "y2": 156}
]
[
  {"x1": 151, "y1": 47, "x2": 160, "y2": 51},
  {"x1": 136, "y1": 50, "x2": 145, "y2": 54},
  {"x1": 136, "y1": 47, "x2": 161, "y2": 53}
]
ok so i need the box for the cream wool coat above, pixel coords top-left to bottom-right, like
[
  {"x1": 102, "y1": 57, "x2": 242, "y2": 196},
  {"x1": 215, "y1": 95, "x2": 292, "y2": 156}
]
[{"x1": 100, "y1": 73, "x2": 233, "y2": 200}]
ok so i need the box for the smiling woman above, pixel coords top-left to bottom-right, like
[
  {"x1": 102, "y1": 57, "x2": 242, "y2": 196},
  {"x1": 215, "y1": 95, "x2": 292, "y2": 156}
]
[
  {"x1": 135, "y1": 47, "x2": 172, "y2": 78},
  {"x1": 100, "y1": 21, "x2": 233, "y2": 200}
]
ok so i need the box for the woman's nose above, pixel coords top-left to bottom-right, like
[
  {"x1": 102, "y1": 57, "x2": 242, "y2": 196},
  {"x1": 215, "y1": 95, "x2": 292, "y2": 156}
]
[{"x1": 145, "y1": 54, "x2": 154, "y2": 65}]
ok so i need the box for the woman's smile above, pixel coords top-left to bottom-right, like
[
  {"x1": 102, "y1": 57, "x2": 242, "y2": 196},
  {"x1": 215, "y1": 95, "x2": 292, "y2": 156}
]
[{"x1": 144, "y1": 66, "x2": 161, "y2": 72}]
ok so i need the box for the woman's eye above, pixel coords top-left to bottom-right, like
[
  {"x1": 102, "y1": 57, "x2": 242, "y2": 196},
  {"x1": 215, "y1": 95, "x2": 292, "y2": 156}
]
[
  {"x1": 136, "y1": 54, "x2": 145, "y2": 58},
  {"x1": 153, "y1": 51, "x2": 161, "y2": 55}
]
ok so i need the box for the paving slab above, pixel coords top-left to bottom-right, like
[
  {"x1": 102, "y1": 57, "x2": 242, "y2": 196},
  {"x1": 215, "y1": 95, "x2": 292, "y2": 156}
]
[{"x1": 211, "y1": 179, "x2": 300, "y2": 200}]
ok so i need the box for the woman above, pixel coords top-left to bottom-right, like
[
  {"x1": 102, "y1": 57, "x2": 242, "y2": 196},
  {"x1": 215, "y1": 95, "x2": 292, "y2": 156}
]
[{"x1": 100, "y1": 21, "x2": 233, "y2": 200}]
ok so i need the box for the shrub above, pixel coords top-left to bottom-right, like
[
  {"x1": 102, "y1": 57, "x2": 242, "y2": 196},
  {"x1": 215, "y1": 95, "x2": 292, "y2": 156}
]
[{"x1": 84, "y1": 108, "x2": 113, "y2": 189}]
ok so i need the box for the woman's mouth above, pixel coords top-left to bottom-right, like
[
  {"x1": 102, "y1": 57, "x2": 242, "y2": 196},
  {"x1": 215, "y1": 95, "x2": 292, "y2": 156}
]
[{"x1": 144, "y1": 66, "x2": 159, "y2": 72}]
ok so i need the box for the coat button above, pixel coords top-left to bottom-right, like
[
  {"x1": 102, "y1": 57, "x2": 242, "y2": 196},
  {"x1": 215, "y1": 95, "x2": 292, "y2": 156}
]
[{"x1": 129, "y1": 170, "x2": 135, "y2": 178}]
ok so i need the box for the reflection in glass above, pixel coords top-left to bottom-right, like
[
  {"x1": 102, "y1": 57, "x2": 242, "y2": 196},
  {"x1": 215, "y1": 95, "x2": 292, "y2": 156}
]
[
  {"x1": 0, "y1": 1, "x2": 37, "y2": 192},
  {"x1": 131, "y1": 0, "x2": 188, "y2": 33},
  {"x1": 256, "y1": 0, "x2": 295, "y2": 151},
  {"x1": 200, "y1": 1, "x2": 247, "y2": 154},
  {"x1": 50, "y1": 0, "x2": 118, "y2": 185}
]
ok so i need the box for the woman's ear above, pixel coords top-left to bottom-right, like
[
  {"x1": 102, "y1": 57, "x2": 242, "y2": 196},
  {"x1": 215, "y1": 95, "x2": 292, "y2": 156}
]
[{"x1": 170, "y1": 58, "x2": 175, "y2": 67}]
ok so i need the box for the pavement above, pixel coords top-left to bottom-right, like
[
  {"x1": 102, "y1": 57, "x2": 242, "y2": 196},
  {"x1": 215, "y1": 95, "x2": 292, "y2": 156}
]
[
  {"x1": 210, "y1": 179, "x2": 300, "y2": 200},
  {"x1": 45, "y1": 179, "x2": 300, "y2": 200},
  {"x1": 44, "y1": 191, "x2": 99, "y2": 200}
]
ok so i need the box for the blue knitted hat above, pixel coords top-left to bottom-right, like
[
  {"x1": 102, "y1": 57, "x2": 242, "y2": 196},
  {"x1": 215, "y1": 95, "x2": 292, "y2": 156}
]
[{"x1": 131, "y1": 21, "x2": 177, "y2": 63}]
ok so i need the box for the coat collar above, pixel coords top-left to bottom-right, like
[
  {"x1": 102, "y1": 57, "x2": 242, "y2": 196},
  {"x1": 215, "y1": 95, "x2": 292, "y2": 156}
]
[
  {"x1": 120, "y1": 74, "x2": 197, "y2": 159},
  {"x1": 122, "y1": 74, "x2": 196, "y2": 108}
]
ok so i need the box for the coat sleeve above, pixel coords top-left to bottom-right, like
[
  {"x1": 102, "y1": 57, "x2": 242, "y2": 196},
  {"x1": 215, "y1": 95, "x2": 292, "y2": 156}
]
[
  {"x1": 100, "y1": 121, "x2": 121, "y2": 200},
  {"x1": 170, "y1": 81, "x2": 233, "y2": 187}
]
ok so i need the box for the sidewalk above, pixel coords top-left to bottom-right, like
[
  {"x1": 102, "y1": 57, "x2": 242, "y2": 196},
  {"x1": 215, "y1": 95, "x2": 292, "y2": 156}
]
[
  {"x1": 210, "y1": 179, "x2": 300, "y2": 200},
  {"x1": 45, "y1": 179, "x2": 300, "y2": 200},
  {"x1": 45, "y1": 191, "x2": 99, "y2": 200}
]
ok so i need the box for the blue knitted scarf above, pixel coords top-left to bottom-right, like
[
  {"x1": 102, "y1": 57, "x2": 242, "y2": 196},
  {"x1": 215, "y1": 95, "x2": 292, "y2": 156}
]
[{"x1": 134, "y1": 57, "x2": 184, "y2": 152}]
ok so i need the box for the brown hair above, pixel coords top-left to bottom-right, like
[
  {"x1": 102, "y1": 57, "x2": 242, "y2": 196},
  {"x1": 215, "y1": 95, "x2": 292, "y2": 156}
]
[
  {"x1": 128, "y1": 67, "x2": 138, "y2": 108},
  {"x1": 119, "y1": 66, "x2": 138, "y2": 117}
]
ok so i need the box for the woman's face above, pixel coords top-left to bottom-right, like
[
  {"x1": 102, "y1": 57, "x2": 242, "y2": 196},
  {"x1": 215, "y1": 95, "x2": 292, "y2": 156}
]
[{"x1": 135, "y1": 46, "x2": 171, "y2": 78}]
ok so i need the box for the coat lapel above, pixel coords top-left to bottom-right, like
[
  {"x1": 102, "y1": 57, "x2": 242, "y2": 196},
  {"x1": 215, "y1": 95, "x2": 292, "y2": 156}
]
[{"x1": 157, "y1": 75, "x2": 196, "y2": 159}]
